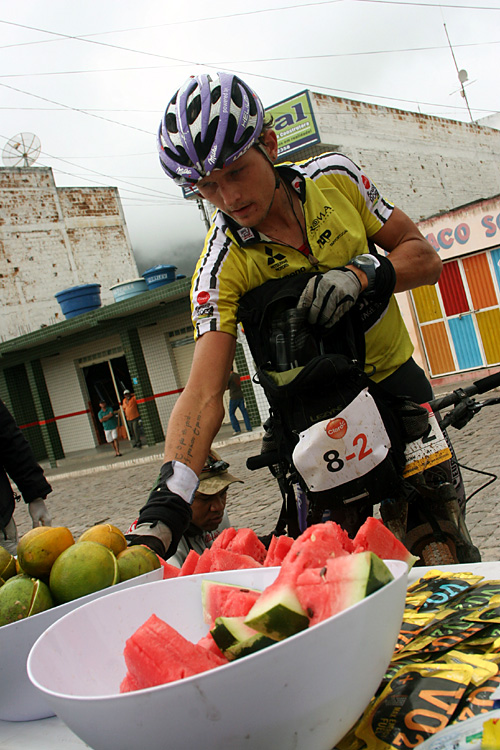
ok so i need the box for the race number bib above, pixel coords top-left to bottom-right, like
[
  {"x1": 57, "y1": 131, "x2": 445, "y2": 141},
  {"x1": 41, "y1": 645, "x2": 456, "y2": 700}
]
[
  {"x1": 403, "y1": 405, "x2": 452, "y2": 477},
  {"x1": 292, "y1": 388, "x2": 390, "y2": 493}
]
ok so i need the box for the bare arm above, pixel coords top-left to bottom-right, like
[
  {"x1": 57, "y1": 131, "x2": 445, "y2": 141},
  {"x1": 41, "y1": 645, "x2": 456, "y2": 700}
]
[
  {"x1": 347, "y1": 207, "x2": 442, "y2": 293},
  {"x1": 163, "y1": 330, "x2": 236, "y2": 475}
]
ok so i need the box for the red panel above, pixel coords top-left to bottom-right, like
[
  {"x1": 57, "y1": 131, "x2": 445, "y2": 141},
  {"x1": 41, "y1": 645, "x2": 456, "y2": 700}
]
[{"x1": 438, "y1": 260, "x2": 468, "y2": 316}]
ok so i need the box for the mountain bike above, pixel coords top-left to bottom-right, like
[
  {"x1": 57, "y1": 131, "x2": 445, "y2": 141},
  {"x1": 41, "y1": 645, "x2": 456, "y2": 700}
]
[{"x1": 247, "y1": 370, "x2": 500, "y2": 567}]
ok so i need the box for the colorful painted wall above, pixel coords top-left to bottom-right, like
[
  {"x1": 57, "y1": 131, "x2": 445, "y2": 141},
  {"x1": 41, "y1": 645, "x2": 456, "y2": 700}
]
[{"x1": 411, "y1": 196, "x2": 500, "y2": 379}]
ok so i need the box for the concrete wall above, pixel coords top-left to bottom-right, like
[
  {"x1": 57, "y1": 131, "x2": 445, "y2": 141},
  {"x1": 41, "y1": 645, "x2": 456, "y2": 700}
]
[
  {"x1": 311, "y1": 93, "x2": 500, "y2": 224},
  {"x1": 0, "y1": 167, "x2": 138, "y2": 342}
]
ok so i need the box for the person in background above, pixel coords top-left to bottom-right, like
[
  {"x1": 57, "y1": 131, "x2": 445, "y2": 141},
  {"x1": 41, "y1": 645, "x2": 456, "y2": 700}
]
[
  {"x1": 127, "y1": 449, "x2": 242, "y2": 566},
  {"x1": 122, "y1": 389, "x2": 142, "y2": 449},
  {"x1": 98, "y1": 400, "x2": 121, "y2": 457},
  {"x1": 0, "y1": 399, "x2": 52, "y2": 556},
  {"x1": 226, "y1": 368, "x2": 253, "y2": 436}
]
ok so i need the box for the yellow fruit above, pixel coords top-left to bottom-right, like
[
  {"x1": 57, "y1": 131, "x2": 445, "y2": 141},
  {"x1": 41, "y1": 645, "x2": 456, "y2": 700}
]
[
  {"x1": 49, "y1": 540, "x2": 120, "y2": 604},
  {"x1": 0, "y1": 547, "x2": 16, "y2": 584},
  {"x1": 0, "y1": 574, "x2": 53, "y2": 626},
  {"x1": 17, "y1": 526, "x2": 75, "y2": 579},
  {"x1": 77, "y1": 523, "x2": 127, "y2": 556},
  {"x1": 116, "y1": 545, "x2": 161, "y2": 582}
]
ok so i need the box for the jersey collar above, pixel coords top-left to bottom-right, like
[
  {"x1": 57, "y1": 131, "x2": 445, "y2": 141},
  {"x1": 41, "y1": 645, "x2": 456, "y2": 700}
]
[{"x1": 220, "y1": 163, "x2": 306, "y2": 247}]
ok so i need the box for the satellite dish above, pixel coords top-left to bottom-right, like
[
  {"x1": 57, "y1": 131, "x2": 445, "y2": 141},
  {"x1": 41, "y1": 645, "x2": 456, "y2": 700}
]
[{"x1": 2, "y1": 133, "x2": 41, "y2": 167}]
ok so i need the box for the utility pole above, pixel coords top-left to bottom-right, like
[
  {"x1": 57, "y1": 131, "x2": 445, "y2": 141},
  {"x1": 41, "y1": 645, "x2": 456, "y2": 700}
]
[
  {"x1": 444, "y1": 23, "x2": 474, "y2": 124},
  {"x1": 196, "y1": 198, "x2": 210, "y2": 231}
]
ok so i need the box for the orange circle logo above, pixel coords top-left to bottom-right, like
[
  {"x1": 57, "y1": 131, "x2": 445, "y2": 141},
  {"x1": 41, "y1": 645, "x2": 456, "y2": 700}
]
[{"x1": 326, "y1": 418, "x2": 347, "y2": 439}]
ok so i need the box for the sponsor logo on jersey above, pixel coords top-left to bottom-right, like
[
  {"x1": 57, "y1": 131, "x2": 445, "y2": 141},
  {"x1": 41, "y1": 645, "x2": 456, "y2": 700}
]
[
  {"x1": 326, "y1": 417, "x2": 348, "y2": 439},
  {"x1": 309, "y1": 205, "x2": 334, "y2": 233},
  {"x1": 362, "y1": 174, "x2": 380, "y2": 205},
  {"x1": 292, "y1": 177, "x2": 302, "y2": 191},
  {"x1": 197, "y1": 291, "x2": 210, "y2": 305},
  {"x1": 237, "y1": 227, "x2": 256, "y2": 242},
  {"x1": 264, "y1": 246, "x2": 288, "y2": 272},
  {"x1": 195, "y1": 303, "x2": 214, "y2": 319},
  {"x1": 317, "y1": 229, "x2": 332, "y2": 247}
]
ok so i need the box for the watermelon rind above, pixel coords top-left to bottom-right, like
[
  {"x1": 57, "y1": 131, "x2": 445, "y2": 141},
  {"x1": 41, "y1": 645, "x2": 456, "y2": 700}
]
[
  {"x1": 210, "y1": 616, "x2": 257, "y2": 653},
  {"x1": 244, "y1": 583, "x2": 309, "y2": 640},
  {"x1": 226, "y1": 632, "x2": 278, "y2": 661}
]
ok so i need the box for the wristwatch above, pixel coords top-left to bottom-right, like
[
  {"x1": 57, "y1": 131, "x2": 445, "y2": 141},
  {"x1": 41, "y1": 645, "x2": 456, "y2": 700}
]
[{"x1": 349, "y1": 254, "x2": 381, "y2": 295}]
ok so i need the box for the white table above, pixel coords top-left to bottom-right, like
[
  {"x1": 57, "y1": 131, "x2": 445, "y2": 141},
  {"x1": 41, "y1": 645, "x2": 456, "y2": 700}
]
[{"x1": 2, "y1": 562, "x2": 499, "y2": 749}]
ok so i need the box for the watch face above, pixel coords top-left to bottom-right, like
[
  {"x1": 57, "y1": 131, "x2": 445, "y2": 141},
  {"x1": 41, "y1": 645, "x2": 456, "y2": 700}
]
[{"x1": 354, "y1": 255, "x2": 379, "y2": 269}]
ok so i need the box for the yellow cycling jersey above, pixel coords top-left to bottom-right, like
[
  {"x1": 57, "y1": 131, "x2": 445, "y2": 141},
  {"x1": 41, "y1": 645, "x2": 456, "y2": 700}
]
[{"x1": 190, "y1": 152, "x2": 414, "y2": 382}]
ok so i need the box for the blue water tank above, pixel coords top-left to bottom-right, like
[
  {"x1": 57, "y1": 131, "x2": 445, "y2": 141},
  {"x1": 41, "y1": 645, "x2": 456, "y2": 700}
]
[
  {"x1": 142, "y1": 264, "x2": 177, "y2": 290},
  {"x1": 110, "y1": 278, "x2": 148, "y2": 303},
  {"x1": 55, "y1": 284, "x2": 102, "y2": 319}
]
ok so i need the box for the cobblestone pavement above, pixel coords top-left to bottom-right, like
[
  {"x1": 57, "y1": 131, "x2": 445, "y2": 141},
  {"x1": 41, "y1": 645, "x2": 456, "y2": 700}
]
[{"x1": 13, "y1": 399, "x2": 500, "y2": 561}]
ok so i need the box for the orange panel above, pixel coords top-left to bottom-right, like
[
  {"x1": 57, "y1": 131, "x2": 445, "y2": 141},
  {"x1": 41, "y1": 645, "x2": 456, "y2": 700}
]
[
  {"x1": 462, "y1": 253, "x2": 498, "y2": 309},
  {"x1": 476, "y1": 309, "x2": 500, "y2": 365},
  {"x1": 411, "y1": 285, "x2": 442, "y2": 323},
  {"x1": 420, "y1": 322, "x2": 455, "y2": 376}
]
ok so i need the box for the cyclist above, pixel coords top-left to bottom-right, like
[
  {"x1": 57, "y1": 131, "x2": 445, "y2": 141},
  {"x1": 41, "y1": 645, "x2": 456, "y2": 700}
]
[{"x1": 126, "y1": 71, "x2": 450, "y2": 559}]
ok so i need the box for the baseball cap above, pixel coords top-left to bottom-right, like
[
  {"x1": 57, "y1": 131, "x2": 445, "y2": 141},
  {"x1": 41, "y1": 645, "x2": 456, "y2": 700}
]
[{"x1": 198, "y1": 449, "x2": 243, "y2": 495}]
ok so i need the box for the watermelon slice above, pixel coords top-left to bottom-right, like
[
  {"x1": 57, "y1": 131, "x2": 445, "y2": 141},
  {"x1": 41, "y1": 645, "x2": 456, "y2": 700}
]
[
  {"x1": 201, "y1": 580, "x2": 262, "y2": 625},
  {"x1": 295, "y1": 551, "x2": 394, "y2": 627},
  {"x1": 159, "y1": 559, "x2": 180, "y2": 579},
  {"x1": 210, "y1": 526, "x2": 237, "y2": 551},
  {"x1": 196, "y1": 633, "x2": 226, "y2": 660},
  {"x1": 208, "y1": 548, "x2": 263, "y2": 572},
  {"x1": 352, "y1": 517, "x2": 419, "y2": 569},
  {"x1": 226, "y1": 528, "x2": 267, "y2": 564},
  {"x1": 264, "y1": 534, "x2": 294, "y2": 567},
  {"x1": 179, "y1": 549, "x2": 200, "y2": 576},
  {"x1": 280, "y1": 521, "x2": 351, "y2": 583},
  {"x1": 121, "y1": 613, "x2": 226, "y2": 692},
  {"x1": 192, "y1": 548, "x2": 214, "y2": 575}
]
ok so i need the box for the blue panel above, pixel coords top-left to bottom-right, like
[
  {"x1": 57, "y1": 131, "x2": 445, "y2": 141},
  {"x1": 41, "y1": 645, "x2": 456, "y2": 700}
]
[
  {"x1": 491, "y1": 246, "x2": 500, "y2": 290},
  {"x1": 448, "y1": 315, "x2": 483, "y2": 370}
]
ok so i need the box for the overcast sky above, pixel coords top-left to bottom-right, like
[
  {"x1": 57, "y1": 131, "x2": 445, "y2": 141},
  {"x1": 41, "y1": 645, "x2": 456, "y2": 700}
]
[{"x1": 1, "y1": 0, "x2": 499, "y2": 277}]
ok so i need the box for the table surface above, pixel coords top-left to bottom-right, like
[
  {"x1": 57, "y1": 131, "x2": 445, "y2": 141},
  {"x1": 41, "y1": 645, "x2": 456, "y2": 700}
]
[{"x1": 2, "y1": 561, "x2": 499, "y2": 750}]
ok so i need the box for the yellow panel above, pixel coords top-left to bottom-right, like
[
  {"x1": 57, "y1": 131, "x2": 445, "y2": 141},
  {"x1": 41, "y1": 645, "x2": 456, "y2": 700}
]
[
  {"x1": 476, "y1": 309, "x2": 500, "y2": 365},
  {"x1": 421, "y1": 322, "x2": 455, "y2": 376},
  {"x1": 411, "y1": 285, "x2": 442, "y2": 323}
]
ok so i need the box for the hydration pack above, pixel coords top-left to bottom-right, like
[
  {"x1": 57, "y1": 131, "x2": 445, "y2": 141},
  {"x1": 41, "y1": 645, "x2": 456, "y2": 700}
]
[{"x1": 237, "y1": 275, "x2": 428, "y2": 526}]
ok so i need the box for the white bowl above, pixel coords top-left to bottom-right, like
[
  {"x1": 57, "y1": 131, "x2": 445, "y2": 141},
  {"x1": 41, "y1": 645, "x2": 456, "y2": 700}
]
[
  {"x1": 27, "y1": 561, "x2": 408, "y2": 750},
  {"x1": 0, "y1": 568, "x2": 162, "y2": 722}
]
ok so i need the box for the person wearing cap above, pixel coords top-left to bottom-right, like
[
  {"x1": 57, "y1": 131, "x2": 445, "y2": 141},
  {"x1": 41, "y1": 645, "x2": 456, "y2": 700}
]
[
  {"x1": 121, "y1": 389, "x2": 142, "y2": 449},
  {"x1": 166, "y1": 450, "x2": 242, "y2": 567}
]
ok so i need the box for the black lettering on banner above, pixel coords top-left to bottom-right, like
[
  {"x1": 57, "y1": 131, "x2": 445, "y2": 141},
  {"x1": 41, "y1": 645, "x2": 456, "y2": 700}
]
[
  {"x1": 370, "y1": 672, "x2": 466, "y2": 748},
  {"x1": 323, "y1": 450, "x2": 344, "y2": 473}
]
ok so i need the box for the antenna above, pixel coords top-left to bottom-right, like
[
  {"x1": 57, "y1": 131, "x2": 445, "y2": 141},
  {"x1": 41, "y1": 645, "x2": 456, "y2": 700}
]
[
  {"x1": 443, "y1": 24, "x2": 474, "y2": 124},
  {"x1": 2, "y1": 133, "x2": 41, "y2": 167}
]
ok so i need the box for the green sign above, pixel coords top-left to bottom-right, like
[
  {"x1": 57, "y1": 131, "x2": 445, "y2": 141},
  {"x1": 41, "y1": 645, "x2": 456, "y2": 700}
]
[{"x1": 266, "y1": 90, "x2": 320, "y2": 158}]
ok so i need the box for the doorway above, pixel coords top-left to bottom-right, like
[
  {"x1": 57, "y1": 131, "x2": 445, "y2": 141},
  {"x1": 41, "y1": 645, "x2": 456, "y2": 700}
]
[{"x1": 82, "y1": 356, "x2": 132, "y2": 444}]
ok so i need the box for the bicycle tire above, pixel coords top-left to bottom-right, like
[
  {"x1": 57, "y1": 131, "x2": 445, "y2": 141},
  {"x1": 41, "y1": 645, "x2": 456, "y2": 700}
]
[{"x1": 420, "y1": 539, "x2": 458, "y2": 566}]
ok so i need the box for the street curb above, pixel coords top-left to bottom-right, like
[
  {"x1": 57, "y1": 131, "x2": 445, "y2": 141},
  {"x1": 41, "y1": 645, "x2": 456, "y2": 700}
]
[{"x1": 47, "y1": 429, "x2": 264, "y2": 482}]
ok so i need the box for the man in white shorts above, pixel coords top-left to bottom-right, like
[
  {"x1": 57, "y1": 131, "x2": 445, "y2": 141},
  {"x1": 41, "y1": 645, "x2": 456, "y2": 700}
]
[{"x1": 98, "y1": 400, "x2": 121, "y2": 457}]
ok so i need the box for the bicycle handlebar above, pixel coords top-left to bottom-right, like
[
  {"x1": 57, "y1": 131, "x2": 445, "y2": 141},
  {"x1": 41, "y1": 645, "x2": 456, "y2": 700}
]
[
  {"x1": 246, "y1": 451, "x2": 281, "y2": 471},
  {"x1": 428, "y1": 370, "x2": 500, "y2": 413}
]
